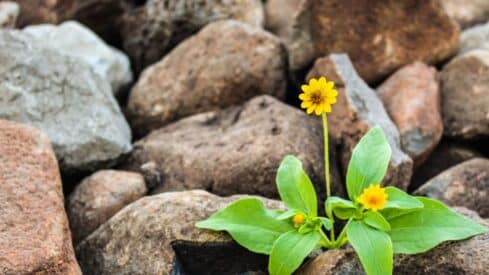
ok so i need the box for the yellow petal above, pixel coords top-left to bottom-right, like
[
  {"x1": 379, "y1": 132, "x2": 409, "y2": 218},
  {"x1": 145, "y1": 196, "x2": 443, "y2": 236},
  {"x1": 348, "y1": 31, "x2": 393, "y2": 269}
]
[
  {"x1": 328, "y1": 89, "x2": 338, "y2": 97},
  {"x1": 309, "y1": 78, "x2": 319, "y2": 90},
  {"x1": 327, "y1": 97, "x2": 337, "y2": 104},
  {"x1": 326, "y1": 81, "x2": 335, "y2": 89},
  {"x1": 318, "y1": 77, "x2": 327, "y2": 88},
  {"x1": 299, "y1": 93, "x2": 306, "y2": 100},
  {"x1": 301, "y1": 101, "x2": 312, "y2": 108},
  {"x1": 301, "y1": 85, "x2": 311, "y2": 93},
  {"x1": 323, "y1": 105, "x2": 332, "y2": 113},
  {"x1": 306, "y1": 107, "x2": 314, "y2": 114},
  {"x1": 315, "y1": 105, "x2": 323, "y2": 115}
]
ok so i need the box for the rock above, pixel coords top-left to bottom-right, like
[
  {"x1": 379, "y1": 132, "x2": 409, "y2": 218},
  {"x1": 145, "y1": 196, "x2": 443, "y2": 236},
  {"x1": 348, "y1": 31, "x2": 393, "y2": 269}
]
[
  {"x1": 0, "y1": 119, "x2": 80, "y2": 274},
  {"x1": 127, "y1": 20, "x2": 287, "y2": 136},
  {"x1": 119, "y1": 0, "x2": 264, "y2": 72},
  {"x1": 76, "y1": 190, "x2": 282, "y2": 274},
  {"x1": 0, "y1": 30, "x2": 132, "y2": 174},
  {"x1": 266, "y1": 0, "x2": 459, "y2": 83},
  {"x1": 440, "y1": 50, "x2": 489, "y2": 139},
  {"x1": 415, "y1": 158, "x2": 489, "y2": 218},
  {"x1": 377, "y1": 62, "x2": 443, "y2": 167},
  {"x1": 307, "y1": 54, "x2": 413, "y2": 190},
  {"x1": 459, "y1": 22, "x2": 489, "y2": 55},
  {"x1": 442, "y1": 0, "x2": 489, "y2": 29},
  {"x1": 23, "y1": 21, "x2": 133, "y2": 97},
  {"x1": 14, "y1": 0, "x2": 77, "y2": 27},
  {"x1": 0, "y1": 1, "x2": 19, "y2": 28},
  {"x1": 67, "y1": 170, "x2": 147, "y2": 244},
  {"x1": 124, "y1": 95, "x2": 344, "y2": 199}
]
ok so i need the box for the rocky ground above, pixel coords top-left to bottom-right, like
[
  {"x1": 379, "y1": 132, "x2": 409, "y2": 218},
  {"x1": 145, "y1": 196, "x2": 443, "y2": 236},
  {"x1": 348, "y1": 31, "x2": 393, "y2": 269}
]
[{"x1": 0, "y1": 0, "x2": 488, "y2": 274}]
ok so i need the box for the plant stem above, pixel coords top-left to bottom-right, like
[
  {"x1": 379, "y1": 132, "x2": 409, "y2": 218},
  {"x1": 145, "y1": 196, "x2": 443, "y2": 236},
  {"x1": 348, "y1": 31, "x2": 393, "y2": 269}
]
[
  {"x1": 333, "y1": 218, "x2": 352, "y2": 248},
  {"x1": 322, "y1": 112, "x2": 335, "y2": 241},
  {"x1": 319, "y1": 229, "x2": 332, "y2": 248}
]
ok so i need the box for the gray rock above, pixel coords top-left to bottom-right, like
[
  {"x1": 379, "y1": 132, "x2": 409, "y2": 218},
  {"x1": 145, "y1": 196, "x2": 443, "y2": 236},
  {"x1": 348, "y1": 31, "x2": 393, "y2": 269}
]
[
  {"x1": 459, "y1": 22, "x2": 489, "y2": 55},
  {"x1": 0, "y1": 30, "x2": 132, "y2": 174},
  {"x1": 0, "y1": 1, "x2": 19, "y2": 28},
  {"x1": 442, "y1": 0, "x2": 489, "y2": 29},
  {"x1": 23, "y1": 21, "x2": 133, "y2": 96}
]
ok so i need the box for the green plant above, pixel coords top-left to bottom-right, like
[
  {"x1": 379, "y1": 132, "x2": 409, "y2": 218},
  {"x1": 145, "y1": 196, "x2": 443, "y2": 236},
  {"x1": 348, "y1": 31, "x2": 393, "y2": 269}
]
[{"x1": 196, "y1": 77, "x2": 488, "y2": 275}]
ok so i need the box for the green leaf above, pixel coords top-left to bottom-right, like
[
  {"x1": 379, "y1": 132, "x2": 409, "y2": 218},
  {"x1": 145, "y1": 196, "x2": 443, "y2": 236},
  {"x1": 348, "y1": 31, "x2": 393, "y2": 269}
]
[
  {"x1": 268, "y1": 231, "x2": 321, "y2": 275},
  {"x1": 325, "y1": 196, "x2": 357, "y2": 220},
  {"x1": 347, "y1": 220, "x2": 393, "y2": 275},
  {"x1": 346, "y1": 126, "x2": 391, "y2": 200},
  {"x1": 196, "y1": 198, "x2": 294, "y2": 254},
  {"x1": 275, "y1": 209, "x2": 300, "y2": 220},
  {"x1": 319, "y1": 217, "x2": 333, "y2": 230},
  {"x1": 364, "y1": 211, "x2": 391, "y2": 231},
  {"x1": 384, "y1": 187, "x2": 423, "y2": 210},
  {"x1": 276, "y1": 155, "x2": 318, "y2": 216},
  {"x1": 387, "y1": 197, "x2": 488, "y2": 254}
]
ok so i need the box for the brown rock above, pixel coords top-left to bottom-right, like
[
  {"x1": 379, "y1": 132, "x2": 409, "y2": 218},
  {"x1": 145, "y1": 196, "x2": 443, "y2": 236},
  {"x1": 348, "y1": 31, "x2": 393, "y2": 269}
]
[
  {"x1": 67, "y1": 170, "x2": 147, "y2": 244},
  {"x1": 124, "y1": 95, "x2": 344, "y2": 199},
  {"x1": 377, "y1": 62, "x2": 443, "y2": 167},
  {"x1": 440, "y1": 50, "x2": 489, "y2": 139},
  {"x1": 127, "y1": 20, "x2": 287, "y2": 137},
  {"x1": 415, "y1": 158, "x2": 489, "y2": 218},
  {"x1": 442, "y1": 0, "x2": 489, "y2": 29},
  {"x1": 0, "y1": 119, "x2": 80, "y2": 274},
  {"x1": 307, "y1": 54, "x2": 413, "y2": 190},
  {"x1": 76, "y1": 190, "x2": 282, "y2": 274},
  {"x1": 14, "y1": 0, "x2": 77, "y2": 27},
  {"x1": 0, "y1": 1, "x2": 18, "y2": 28}
]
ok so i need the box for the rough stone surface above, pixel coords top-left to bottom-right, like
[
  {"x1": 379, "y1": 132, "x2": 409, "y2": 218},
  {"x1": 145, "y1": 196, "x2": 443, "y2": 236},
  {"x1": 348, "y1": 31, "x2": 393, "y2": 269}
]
[
  {"x1": 307, "y1": 54, "x2": 413, "y2": 190},
  {"x1": 266, "y1": 0, "x2": 459, "y2": 83},
  {"x1": 23, "y1": 21, "x2": 133, "y2": 96},
  {"x1": 0, "y1": 119, "x2": 81, "y2": 274},
  {"x1": 442, "y1": 0, "x2": 489, "y2": 29},
  {"x1": 119, "y1": 0, "x2": 264, "y2": 72},
  {"x1": 68, "y1": 170, "x2": 147, "y2": 244},
  {"x1": 459, "y1": 22, "x2": 489, "y2": 55},
  {"x1": 76, "y1": 190, "x2": 282, "y2": 274},
  {"x1": 415, "y1": 158, "x2": 489, "y2": 218},
  {"x1": 124, "y1": 95, "x2": 344, "y2": 199},
  {"x1": 0, "y1": 1, "x2": 18, "y2": 28},
  {"x1": 14, "y1": 0, "x2": 77, "y2": 27},
  {"x1": 440, "y1": 50, "x2": 489, "y2": 139},
  {"x1": 127, "y1": 20, "x2": 287, "y2": 136},
  {"x1": 0, "y1": 30, "x2": 132, "y2": 174},
  {"x1": 377, "y1": 62, "x2": 443, "y2": 167}
]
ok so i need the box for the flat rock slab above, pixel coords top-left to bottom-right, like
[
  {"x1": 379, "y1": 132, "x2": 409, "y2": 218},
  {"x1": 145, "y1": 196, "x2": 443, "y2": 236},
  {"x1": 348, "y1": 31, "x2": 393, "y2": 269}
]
[
  {"x1": 0, "y1": 119, "x2": 80, "y2": 274},
  {"x1": 307, "y1": 54, "x2": 413, "y2": 190},
  {"x1": 127, "y1": 20, "x2": 287, "y2": 136}
]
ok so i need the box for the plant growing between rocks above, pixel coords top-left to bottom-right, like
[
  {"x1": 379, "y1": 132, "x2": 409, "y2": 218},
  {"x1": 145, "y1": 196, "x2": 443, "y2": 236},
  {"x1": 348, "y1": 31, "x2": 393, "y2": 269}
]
[{"x1": 196, "y1": 77, "x2": 488, "y2": 275}]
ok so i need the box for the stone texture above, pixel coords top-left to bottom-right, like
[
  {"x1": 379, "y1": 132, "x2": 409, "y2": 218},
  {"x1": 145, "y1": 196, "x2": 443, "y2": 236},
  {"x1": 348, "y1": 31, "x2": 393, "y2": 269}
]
[
  {"x1": 0, "y1": 30, "x2": 132, "y2": 174},
  {"x1": 127, "y1": 20, "x2": 287, "y2": 136},
  {"x1": 0, "y1": 119, "x2": 80, "y2": 274},
  {"x1": 307, "y1": 54, "x2": 413, "y2": 190},
  {"x1": 119, "y1": 0, "x2": 264, "y2": 72},
  {"x1": 76, "y1": 190, "x2": 282, "y2": 274},
  {"x1": 415, "y1": 158, "x2": 489, "y2": 218},
  {"x1": 23, "y1": 21, "x2": 133, "y2": 96},
  {"x1": 14, "y1": 0, "x2": 77, "y2": 27},
  {"x1": 68, "y1": 170, "x2": 147, "y2": 244},
  {"x1": 440, "y1": 50, "x2": 489, "y2": 139},
  {"x1": 377, "y1": 62, "x2": 443, "y2": 167},
  {"x1": 266, "y1": 0, "x2": 459, "y2": 83},
  {"x1": 459, "y1": 22, "x2": 489, "y2": 55},
  {"x1": 124, "y1": 95, "x2": 344, "y2": 199},
  {"x1": 0, "y1": 1, "x2": 18, "y2": 28},
  {"x1": 442, "y1": 0, "x2": 489, "y2": 29}
]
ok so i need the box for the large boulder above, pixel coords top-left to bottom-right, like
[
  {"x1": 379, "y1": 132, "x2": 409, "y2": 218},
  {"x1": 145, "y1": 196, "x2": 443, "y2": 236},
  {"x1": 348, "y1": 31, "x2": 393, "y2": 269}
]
[
  {"x1": 127, "y1": 20, "x2": 287, "y2": 136},
  {"x1": 307, "y1": 54, "x2": 413, "y2": 190},
  {"x1": 265, "y1": 0, "x2": 459, "y2": 83},
  {"x1": 442, "y1": 0, "x2": 489, "y2": 29},
  {"x1": 377, "y1": 62, "x2": 443, "y2": 167},
  {"x1": 0, "y1": 1, "x2": 18, "y2": 28},
  {"x1": 67, "y1": 170, "x2": 147, "y2": 244},
  {"x1": 0, "y1": 30, "x2": 132, "y2": 174},
  {"x1": 124, "y1": 95, "x2": 344, "y2": 198},
  {"x1": 0, "y1": 119, "x2": 80, "y2": 274},
  {"x1": 76, "y1": 190, "x2": 281, "y2": 274}
]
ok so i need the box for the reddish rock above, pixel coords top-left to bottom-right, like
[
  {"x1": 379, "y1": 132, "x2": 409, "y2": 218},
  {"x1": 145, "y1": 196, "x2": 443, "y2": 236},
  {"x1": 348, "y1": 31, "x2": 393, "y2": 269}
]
[
  {"x1": 307, "y1": 54, "x2": 413, "y2": 190},
  {"x1": 440, "y1": 50, "x2": 489, "y2": 139},
  {"x1": 442, "y1": 0, "x2": 489, "y2": 29},
  {"x1": 67, "y1": 170, "x2": 147, "y2": 243},
  {"x1": 0, "y1": 119, "x2": 80, "y2": 274},
  {"x1": 127, "y1": 20, "x2": 287, "y2": 137},
  {"x1": 415, "y1": 158, "x2": 489, "y2": 218},
  {"x1": 14, "y1": 0, "x2": 77, "y2": 27},
  {"x1": 377, "y1": 62, "x2": 443, "y2": 167}
]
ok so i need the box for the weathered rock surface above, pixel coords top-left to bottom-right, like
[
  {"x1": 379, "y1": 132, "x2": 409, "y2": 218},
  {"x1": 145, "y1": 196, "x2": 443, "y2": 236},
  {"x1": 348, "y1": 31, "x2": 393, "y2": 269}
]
[
  {"x1": 23, "y1": 21, "x2": 133, "y2": 96},
  {"x1": 440, "y1": 50, "x2": 489, "y2": 139},
  {"x1": 442, "y1": 0, "x2": 489, "y2": 29},
  {"x1": 125, "y1": 95, "x2": 343, "y2": 198},
  {"x1": 68, "y1": 170, "x2": 147, "y2": 244},
  {"x1": 307, "y1": 54, "x2": 413, "y2": 190},
  {"x1": 0, "y1": 1, "x2": 18, "y2": 28},
  {"x1": 415, "y1": 158, "x2": 489, "y2": 218},
  {"x1": 14, "y1": 0, "x2": 77, "y2": 27},
  {"x1": 459, "y1": 22, "x2": 489, "y2": 55},
  {"x1": 377, "y1": 62, "x2": 443, "y2": 167},
  {"x1": 76, "y1": 190, "x2": 282, "y2": 274},
  {"x1": 0, "y1": 119, "x2": 80, "y2": 274},
  {"x1": 266, "y1": 0, "x2": 459, "y2": 83},
  {"x1": 127, "y1": 20, "x2": 287, "y2": 136},
  {"x1": 119, "y1": 0, "x2": 264, "y2": 72},
  {"x1": 0, "y1": 30, "x2": 132, "y2": 174}
]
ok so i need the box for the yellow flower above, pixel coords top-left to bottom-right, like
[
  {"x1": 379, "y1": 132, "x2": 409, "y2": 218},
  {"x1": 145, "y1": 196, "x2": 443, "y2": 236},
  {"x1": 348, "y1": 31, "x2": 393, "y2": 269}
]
[
  {"x1": 293, "y1": 213, "x2": 305, "y2": 226},
  {"x1": 299, "y1": 76, "x2": 338, "y2": 115},
  {"x1": 357, "y1": 184, "x2": 388, "y2": 211}
]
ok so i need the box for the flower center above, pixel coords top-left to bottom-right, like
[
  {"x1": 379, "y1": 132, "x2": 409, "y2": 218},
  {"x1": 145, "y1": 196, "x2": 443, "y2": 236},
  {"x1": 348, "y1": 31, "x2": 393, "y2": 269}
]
[
  {"x1": 367, "y1": 196, "x2": 380, "y2": 206},
  {"x1": 310, "y1": 91, "x2": 323, "y2": 104},
  {"x1": 293, "y1": 214, "x2": 305, "y2": 225}
]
